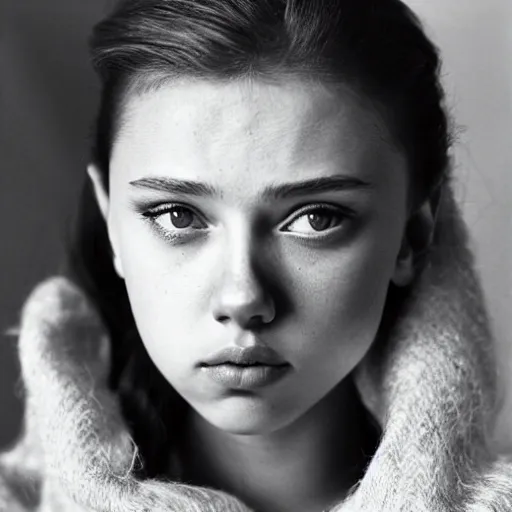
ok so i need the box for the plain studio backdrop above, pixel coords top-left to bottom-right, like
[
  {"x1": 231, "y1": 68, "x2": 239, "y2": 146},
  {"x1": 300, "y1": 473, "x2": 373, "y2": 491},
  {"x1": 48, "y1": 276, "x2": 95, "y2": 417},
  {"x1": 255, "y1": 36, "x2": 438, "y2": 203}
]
[{"x1": 0, "y1": 1, "x2": 511, "y2": 452}]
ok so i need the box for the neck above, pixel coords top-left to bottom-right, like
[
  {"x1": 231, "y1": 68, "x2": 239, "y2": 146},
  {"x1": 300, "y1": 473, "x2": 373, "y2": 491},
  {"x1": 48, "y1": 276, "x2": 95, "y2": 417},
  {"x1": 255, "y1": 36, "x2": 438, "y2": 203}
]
[{"x1": 178, "y1": 379, "x2": 371, "y2": 512}]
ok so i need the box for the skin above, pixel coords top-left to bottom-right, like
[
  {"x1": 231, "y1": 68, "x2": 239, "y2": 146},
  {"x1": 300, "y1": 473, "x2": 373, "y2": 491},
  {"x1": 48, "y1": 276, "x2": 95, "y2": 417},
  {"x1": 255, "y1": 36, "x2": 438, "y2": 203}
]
[{"x1": 89, "y1": 78, "x2": 414, "y2": 512}]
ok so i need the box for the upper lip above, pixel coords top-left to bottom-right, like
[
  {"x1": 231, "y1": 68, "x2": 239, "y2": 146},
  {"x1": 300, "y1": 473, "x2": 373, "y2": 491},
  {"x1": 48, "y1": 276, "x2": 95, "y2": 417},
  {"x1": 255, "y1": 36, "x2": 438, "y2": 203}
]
[{"x1": 201, "y1": 345, "x2": 288, "y2": 367}]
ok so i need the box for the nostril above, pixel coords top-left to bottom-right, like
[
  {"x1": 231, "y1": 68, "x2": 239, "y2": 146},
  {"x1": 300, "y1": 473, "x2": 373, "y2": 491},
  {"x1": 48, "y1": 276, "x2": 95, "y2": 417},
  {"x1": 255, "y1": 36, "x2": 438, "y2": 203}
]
[{"x1": 212, "y1": 287, "x2": 276, "y2": 327}]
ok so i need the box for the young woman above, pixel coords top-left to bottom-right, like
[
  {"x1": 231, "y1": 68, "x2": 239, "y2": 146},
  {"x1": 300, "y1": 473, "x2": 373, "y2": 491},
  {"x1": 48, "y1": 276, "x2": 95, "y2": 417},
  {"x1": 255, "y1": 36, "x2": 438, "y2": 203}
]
[{"x1": 1, "y1": 0, "x2": 511, "y2": 511}]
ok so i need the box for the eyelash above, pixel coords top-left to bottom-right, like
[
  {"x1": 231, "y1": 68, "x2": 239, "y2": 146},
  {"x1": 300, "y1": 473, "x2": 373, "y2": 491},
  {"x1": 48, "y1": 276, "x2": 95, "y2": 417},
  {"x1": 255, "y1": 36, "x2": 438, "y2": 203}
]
[
  {"x1": 137, "y1": 201, "x2": 355, "y2": 243},
  {"x1": 281, "y1": 203, "x2": 354, "y2": 235},
  {"x1": 137, "y1": 202, "x2": 207, "y2": 243}
]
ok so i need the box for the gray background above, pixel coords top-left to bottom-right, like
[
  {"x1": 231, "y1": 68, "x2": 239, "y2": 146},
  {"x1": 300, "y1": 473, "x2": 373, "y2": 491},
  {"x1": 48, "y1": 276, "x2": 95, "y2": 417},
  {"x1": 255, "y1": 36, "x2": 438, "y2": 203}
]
[{"x1": 1, "y1": 1, "x2": 511, "y2": 451}]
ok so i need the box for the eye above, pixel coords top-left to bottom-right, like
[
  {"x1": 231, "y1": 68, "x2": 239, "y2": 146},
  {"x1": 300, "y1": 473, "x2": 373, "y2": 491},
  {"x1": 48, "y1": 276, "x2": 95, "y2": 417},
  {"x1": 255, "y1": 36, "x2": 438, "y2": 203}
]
[
  {"x1": 144, "y1": 204, "x2": 207, "y2": 233},
  {"x1": 282, "y1": 205, "x2": 348, "y2": 235}
]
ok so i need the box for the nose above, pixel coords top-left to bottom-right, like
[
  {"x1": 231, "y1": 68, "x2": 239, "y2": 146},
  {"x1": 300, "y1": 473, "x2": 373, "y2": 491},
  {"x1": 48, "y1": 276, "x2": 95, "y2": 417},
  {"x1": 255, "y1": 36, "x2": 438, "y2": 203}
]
[{"x1": 211, "y1": 235, "x2": 276, "y2": 329}]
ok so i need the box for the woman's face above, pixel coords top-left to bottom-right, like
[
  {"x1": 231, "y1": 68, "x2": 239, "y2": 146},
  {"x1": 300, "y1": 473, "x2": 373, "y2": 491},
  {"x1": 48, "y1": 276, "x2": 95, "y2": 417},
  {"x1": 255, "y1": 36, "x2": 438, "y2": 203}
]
[{"x1": 93, "y1": 79, "x2": 412, "y2": 435}]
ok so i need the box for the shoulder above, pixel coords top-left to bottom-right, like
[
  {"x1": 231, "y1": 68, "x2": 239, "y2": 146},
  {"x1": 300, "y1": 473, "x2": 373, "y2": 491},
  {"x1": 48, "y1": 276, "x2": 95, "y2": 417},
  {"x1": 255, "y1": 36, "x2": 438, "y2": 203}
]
[
  {"x1": 0, "y1": 428, "x2": 43, "y2": 512},
  {"x1": 0, "y1": 275, "x2": 92, "y2": 512}
]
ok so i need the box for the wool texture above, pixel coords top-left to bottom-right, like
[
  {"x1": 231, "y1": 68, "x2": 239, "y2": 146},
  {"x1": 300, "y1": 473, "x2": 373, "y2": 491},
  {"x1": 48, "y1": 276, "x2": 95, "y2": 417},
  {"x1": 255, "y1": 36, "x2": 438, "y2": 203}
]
[{"x1": 1, "y1": 183, "x2": 512, "y2": 512}]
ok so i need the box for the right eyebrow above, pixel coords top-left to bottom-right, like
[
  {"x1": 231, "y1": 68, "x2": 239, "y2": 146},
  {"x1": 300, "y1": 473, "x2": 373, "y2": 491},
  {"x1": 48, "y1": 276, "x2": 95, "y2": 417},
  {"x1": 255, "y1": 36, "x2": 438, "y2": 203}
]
[{"x1": 129, "y1": 177, "x2": 217, "y2": 197}]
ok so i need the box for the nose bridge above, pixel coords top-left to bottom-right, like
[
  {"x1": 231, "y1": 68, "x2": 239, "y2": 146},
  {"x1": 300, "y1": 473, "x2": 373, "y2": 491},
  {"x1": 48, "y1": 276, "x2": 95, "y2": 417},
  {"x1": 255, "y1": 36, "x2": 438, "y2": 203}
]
[{"x1": 212, "y1": 225, "x2": 275, "y2": 327}]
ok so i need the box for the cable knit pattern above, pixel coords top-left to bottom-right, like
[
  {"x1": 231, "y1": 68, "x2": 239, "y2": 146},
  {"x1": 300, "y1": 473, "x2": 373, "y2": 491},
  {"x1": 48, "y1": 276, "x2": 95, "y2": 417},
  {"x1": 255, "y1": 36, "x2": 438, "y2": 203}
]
[{"x1": 1, "y1": 184, "x2": 511, "y2": 511}]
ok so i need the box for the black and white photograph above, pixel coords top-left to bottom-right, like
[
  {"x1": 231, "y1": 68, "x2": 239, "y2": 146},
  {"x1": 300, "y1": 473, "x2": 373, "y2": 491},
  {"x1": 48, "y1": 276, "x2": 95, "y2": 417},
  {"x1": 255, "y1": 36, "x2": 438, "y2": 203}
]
[{"x1": 0, "y1": 1, "x2": 511, "y2": 511}]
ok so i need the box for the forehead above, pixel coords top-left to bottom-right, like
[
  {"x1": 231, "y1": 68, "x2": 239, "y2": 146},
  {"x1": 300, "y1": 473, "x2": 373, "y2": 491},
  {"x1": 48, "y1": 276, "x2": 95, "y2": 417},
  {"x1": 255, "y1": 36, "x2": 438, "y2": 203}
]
[{"x1": 111, "y1": 78, "x2": 404, "y2": 193}]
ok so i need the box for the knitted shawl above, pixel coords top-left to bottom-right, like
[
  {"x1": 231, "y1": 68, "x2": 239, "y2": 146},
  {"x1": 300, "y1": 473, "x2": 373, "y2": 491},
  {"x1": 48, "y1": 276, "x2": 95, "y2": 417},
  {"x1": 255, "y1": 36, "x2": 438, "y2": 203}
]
[{"x1": 1, "y1": 184, "x2": 512, "y2": 512}]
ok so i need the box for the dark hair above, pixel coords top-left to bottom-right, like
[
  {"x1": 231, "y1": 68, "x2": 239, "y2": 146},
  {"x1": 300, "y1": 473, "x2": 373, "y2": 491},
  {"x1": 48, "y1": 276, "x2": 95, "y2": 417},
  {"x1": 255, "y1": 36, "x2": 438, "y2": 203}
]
[{"x1": 67, "y1": 0, "x2": 452, "y2": 477}]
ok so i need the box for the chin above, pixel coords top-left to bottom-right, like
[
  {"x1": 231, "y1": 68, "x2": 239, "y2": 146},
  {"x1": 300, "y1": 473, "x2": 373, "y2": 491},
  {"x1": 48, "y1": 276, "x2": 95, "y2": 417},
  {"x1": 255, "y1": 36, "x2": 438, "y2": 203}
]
[{"x1": 198, "y1": 394, "x2": 295, "y2": 436}]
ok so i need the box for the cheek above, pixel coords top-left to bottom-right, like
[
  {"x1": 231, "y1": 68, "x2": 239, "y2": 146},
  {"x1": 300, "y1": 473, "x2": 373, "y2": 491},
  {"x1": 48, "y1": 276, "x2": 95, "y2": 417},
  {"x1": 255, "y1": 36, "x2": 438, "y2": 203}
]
[
  {"x1": 113, "y1": 222, "x2": 214, "y2": 378},
  {"x1": 287, "y1": 222, "x2": 402, "y2": 372}
]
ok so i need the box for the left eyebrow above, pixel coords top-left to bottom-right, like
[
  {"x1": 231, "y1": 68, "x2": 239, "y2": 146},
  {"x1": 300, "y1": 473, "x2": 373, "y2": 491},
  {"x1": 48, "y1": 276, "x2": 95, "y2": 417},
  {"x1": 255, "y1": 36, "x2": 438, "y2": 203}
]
[{"x1": 129, "y1": 175, "x2": 373, "y2": 200}]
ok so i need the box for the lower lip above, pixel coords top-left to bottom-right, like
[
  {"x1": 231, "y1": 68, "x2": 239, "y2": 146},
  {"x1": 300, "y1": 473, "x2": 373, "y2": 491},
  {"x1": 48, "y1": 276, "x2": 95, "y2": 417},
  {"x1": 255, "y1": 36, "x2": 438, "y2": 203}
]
[{"x1": 201, "y1": 364, "x2": 290, "y2": 389}]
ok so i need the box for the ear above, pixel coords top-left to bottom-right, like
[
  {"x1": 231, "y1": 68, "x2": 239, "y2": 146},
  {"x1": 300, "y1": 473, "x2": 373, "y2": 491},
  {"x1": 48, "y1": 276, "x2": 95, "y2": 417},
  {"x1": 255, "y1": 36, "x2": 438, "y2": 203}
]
[
  {"x1": 87, "y1": 164, "x2": 125, "y2": 279},
  {"x1": 391, "y1": 199, "x2": 436, "y2": 287},
  {"x1": 391, "y1": 234, "x2": 414, "y2": 287},
  {"x1": 87, "y1": 163, "x2": 109, "y2": 221}
]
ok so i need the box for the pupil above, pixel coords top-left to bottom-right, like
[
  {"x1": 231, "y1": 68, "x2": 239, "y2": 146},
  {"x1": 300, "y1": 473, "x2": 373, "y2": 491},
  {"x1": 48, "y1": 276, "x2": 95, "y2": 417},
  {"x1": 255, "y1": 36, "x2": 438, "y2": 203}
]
[
  {"x1": 308, "y1": 212, "x2": 332, "y2": 231},
  {"x1": 170, "y1": 207, "x2": 193, "y2": 229}
]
